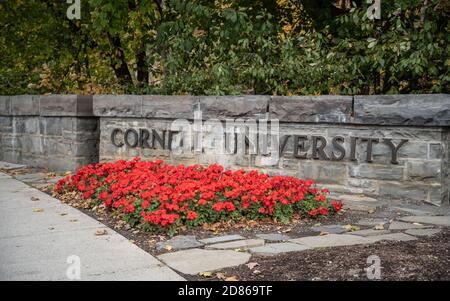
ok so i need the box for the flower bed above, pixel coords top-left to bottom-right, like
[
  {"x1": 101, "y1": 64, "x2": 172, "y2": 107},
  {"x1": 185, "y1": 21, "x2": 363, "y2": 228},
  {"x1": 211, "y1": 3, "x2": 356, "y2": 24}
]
[{"x1": 55, "y1": 158, "x2": 342, "y2": 234}]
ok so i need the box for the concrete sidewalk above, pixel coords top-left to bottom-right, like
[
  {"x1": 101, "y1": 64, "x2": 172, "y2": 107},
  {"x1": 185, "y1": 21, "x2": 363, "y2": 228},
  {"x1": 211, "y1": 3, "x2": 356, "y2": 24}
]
[{"x1": 0, "y1": 172, "x2": 184, "y2": 281}]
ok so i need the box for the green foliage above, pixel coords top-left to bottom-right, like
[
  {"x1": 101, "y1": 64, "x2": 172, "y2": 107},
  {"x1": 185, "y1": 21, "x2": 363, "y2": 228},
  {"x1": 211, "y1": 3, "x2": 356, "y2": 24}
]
[{"x1": 0, "y1": 0, "x2": 448, "y2": 95}]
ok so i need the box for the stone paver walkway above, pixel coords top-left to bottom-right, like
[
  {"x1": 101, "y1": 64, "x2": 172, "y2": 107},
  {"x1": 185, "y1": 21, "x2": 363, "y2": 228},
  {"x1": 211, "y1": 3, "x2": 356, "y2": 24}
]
[{"x1": 0, "y1": 172, "x2": 184, "y2": 281}]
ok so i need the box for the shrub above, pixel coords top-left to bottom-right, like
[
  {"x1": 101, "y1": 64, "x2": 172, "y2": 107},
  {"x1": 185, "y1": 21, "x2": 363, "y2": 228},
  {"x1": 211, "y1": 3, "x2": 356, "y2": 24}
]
[{"x1": 55, "y1": 157, "x2": 342, "y2": 235}]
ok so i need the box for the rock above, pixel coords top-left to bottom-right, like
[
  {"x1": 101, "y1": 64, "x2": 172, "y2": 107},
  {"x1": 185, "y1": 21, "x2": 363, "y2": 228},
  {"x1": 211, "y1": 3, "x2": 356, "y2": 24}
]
[
  {"x1": 47, "y1": 176, "x2": 66, "y2": 184},
  {"x1": 200, "y1": 96, "x2": 269, "y2": 120},
  {"x1": 349, "y1": 229, "x2": 391, "y2": 237},
  {"x1": 353, "y1": 94, "x2": 450, "y2": 126},
  {"x1": 388, "y1": 221, "x2": 429, "y2": 230},
  {"x1": 0, "y1": 162, "x2": 26, "y2": 170},
  {"x1": 157, "y1": 249, "x2": 251, "y2": 275},
  {"x1": 369, "y1": 233, "x2": 417, "y2": 242},
  {"x1": 15, "y1": 173, "x2": 47, "y2": 184},
  {"x1": 206, "y1": 239, "x2": 264, "y2": 250},
  {"x1": 404, "y1": 229, "x2": 442, "y2": 237},
  {"x1": 199, "y1": 234, "x2": 245, "y2": 245},
  {"x1": 255, "y1": 233, "x2": 291, "y2": 242},
  {"x1": 338, "y1": 194, "x2": 379, "y2": 203},
  {"x1": 289, "y1": 234, "x2": 373, "y2": 248},
  {"x1": 269, "y1": 95, "x2": 352, "y2": 123},
  {"x1": 398, "y1": 215, "x2": 450, "y2": 227},
  {"x1": 356, "y1": 218, "x2": 388, "y2": 227},
  {"x1": 311, "y1": 225, "x2": 348, "y2": 234},
  {"x1": 156, "y1": 235, "x2": 204, "y2": 252},
  {"x1": 93, "y1": 95, "x2": 142, "y2": 117},
  {"x1": 249, "y1": 243, "x2": 310, "y2": 256},
  {"x1": 142, "y1": 95, "x2": 199, "y2": 119}
]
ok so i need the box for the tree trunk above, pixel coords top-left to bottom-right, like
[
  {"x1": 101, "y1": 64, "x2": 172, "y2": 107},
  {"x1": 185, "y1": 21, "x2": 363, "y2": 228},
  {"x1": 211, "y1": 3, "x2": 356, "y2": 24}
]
[{"x1": 108, "y1": 34, "x2": 133, "y2": 86}]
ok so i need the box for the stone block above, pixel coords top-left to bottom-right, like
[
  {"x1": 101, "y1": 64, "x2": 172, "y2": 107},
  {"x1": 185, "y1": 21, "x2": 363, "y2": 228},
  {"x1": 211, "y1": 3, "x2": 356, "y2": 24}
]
[
  {"x1": 404, "y1": 229, "x2": 441, "y2": 237},
  {"x1": 298, "y1": 161, "x2": 348, "y2": 185},
  {"x1": 142, "y1": 95, "x2": 199, "y2": 119},
  {"x1": 369, "y1": 233, "x2": 417, "y2": 242},
  {"x1": 10, "y1": 95, "x2": 39, "y2": 116},
  {"x1": 255, "y1": 233, "x2": 291, "y2": 242},
  {"x1": 407, "y1": 161, "x2": 441, "y2": 180},
  {"x1": 199, "y1": 96, "x2": 269, "y2": 120},
  {"x1": 205, "y1": 239, "x2": 265, "y2": 250},
  {"x1": 74, "y1": 118, "x2": 99, "y2": 132},
  {"x1": 93, "y1": 95, "x2": 142, "y2": 117},
  {"x1": 289, "y1": 234, "x2": 373, "y2": 248},
  {"x1": 398, "y1": 215, "x2": 450, "y2": 226},
  {"x1": 349, "y1": 164, "x2": 404, "y2": 180},
  {"x1": 156, "y1": 235, "x2": 204, "y2": 252},
  {"x1": 39, "y1": 95, "x2": 74, "y2": 117},
  {"x1": 24, "y1": 117, "x2": 39, "y2": 134},
  {"x1": 249, "y1": 243, "x2": 310, "y2": 256},
  {"x1": 199, "y1": 234, "x2": 245, "y2": 245},
  {"x1": 0, "y1": 96, "x2": 11, "y2": 115},
  {"x1": 157, "y1": 249, "x2": 251, "y2": 275},
  {"x1": 39, "y1": 117, "x2": 63, "y2": 136},
  {"x1": 388, "y1": 221, "x2": 429, "y2": 230},
  {"x1": 354, "y1": 94, "x2": 450, "y2": 126},
  {"x1": 0, "y1": 116, "x2": 12, "y2": 128},
  {"x1": 270, "y1": 95, "x2": 352, "y2": 123},
  {"x1": 429, "y1": 143, "x2": 444, "y2": 159},
  {"x1": 379, "y1": 182, "x2": 428, "y2": 202}
]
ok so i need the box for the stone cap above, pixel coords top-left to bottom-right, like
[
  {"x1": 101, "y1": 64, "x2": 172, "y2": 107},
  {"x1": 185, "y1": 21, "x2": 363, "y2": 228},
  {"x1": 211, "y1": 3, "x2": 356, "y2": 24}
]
[
  {"x1": 353, "y1": 94, "x2": 450, "y2": 126},
  {"x1": 0, "y1": 95, "x2": 94, "y2": 117},
  {"x1": 93, "y1": 94, "x2": 449, "y2": 126},
  {"x1": 2, "y1": 94, "x2": 448, "y2": 126}
]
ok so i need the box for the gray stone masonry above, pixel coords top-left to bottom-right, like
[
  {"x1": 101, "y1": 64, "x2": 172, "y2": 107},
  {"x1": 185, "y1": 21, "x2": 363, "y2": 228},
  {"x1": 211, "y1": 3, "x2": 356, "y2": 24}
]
[{"x1": 0, "y1": 95, "x2": 98, "y2": 172}]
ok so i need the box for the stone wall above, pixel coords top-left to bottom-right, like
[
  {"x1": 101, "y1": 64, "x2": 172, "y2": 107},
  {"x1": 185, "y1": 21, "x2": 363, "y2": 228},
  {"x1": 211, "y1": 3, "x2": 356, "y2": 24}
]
[
  {"x1": 0, "y1": 95, "x2": 99, "y2": 172},
  {"x1": 94, "y1": 94, "x2": 450, "y2": 206},
  {"x1": 1, "y1": 94, "x2": 448, "y2": 205}
]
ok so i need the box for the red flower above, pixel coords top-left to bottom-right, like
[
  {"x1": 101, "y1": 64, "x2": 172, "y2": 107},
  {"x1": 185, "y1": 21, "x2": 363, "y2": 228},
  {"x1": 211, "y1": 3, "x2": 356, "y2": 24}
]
[
  {"x1": 124, "y1": 205, "x2": 135, "y2": 214},
  {"x1": 186, "y1": 210, "x2": 198, "y2": 220},
  {"x1": 141, "y1": 200, "x2": 150, "y2": 209},
  {"x1": 318, "y1": 206, "x2": 329, "y2": 216},
  {"x1": 315, "y1": 194, "x2": 326, "y2": 202},
  {"x1": 212, "y1": 203, "x2": 224, "y2": 212},
  {"x1": 331, "y1": 200, "x2": 343, "y2": 212},
  {"x1": 99, "y1": 191, "x2": 108, "y2": 201},
  {"x1": 309, "y1": 209, "x2": 318, "y2": 216},
  {"x1": 77, "y1": 182, "x2": 87, "y2": 192}
]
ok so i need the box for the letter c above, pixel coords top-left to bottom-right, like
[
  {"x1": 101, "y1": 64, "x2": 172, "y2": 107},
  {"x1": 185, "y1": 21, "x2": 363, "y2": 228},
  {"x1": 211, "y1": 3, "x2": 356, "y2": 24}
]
[{"x1": 111, "y1": 128, "x2": 124, "y2": 147}]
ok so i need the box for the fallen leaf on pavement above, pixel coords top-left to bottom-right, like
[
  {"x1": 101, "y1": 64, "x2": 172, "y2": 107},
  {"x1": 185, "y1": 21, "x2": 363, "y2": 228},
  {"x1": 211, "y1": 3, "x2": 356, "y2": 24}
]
[
  {"x1": 165, "y1": 245, "x2": 173, "y2": 251},
  {"x1": 95, "y1": 229, "x2": 107, "y2": 236},
  {"x1": 368, "y1": 208, "x2": 376, "y2": 214},
  {"x1": 246, "y1": 262, "x2": 259, "y2": 270},
  {"x1": 233, "y1": 248, "x2": 246, "y2": 252},
  {"x1": 215, "y1": 272, "x2": 226, "y2": 280},
  {"x1": 30, "y1": 197, "x2": 39, "y2": 201},
  {"x1": 374, "y1": 224, "x2": 384, "y2": 230},
  {"x1": 225, "y1": 276, "x2": 239, "y2": 281},
  {"x1": 32, "y1": 208, "x2": 44, "y2": 212},
  {"x1": 69, "y1": 219, "x2": 78, "y2": 222},
  {"x1": 319, "y1": 231, "x2": 329, "y2": 236},
  {"x1": 198, "y1": 271, "x2": 213, "y2": 278}
]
